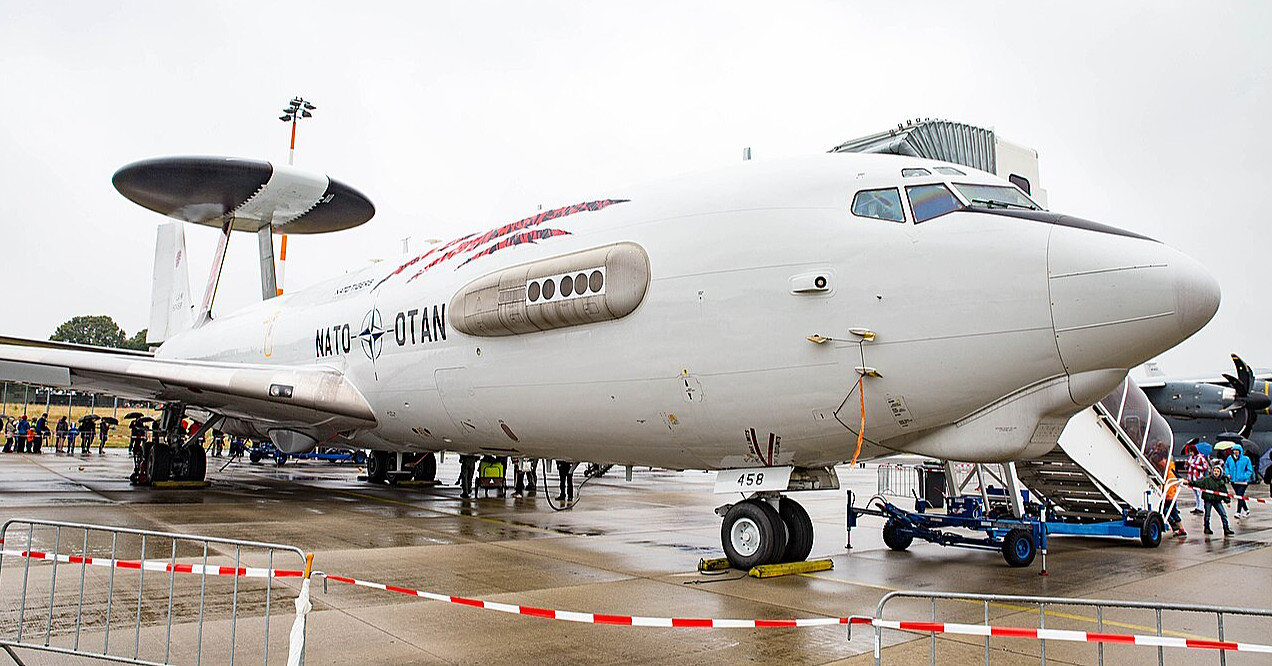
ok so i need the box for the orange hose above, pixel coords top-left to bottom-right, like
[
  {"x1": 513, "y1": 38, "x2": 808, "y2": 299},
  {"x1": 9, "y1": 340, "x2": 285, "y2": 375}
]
[{"x1": 850, "y1": 376, "x2": 866, "y2": 465}]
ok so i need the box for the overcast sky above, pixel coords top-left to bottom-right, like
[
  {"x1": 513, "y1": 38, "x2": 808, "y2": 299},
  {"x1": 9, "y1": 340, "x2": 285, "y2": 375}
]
[{"x1": 2, "y1": 1, "x2": 1268, "y2": 376}]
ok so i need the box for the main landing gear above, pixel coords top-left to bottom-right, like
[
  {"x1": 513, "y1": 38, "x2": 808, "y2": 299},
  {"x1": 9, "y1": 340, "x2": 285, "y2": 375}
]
[
  {"x1": 130, "y1": 403, "x2": 207, "y2": 485},
  {"x1": 718, "y1": 494, "x2": 814, "y2": 569},
  {"x1": 366, "y1": 451, "x2": 437, "y2": 485}
]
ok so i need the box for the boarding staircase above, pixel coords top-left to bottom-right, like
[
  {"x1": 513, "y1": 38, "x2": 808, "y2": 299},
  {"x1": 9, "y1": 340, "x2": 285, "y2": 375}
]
[{"x1": 1011, "y1": 401, "x2": 1166, "y2": 521}]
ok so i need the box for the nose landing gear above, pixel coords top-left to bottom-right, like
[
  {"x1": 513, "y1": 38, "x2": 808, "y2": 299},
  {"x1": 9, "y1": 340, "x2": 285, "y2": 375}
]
[{"x1": 718, "y1": 494, "x2": 815, "y2": 570}]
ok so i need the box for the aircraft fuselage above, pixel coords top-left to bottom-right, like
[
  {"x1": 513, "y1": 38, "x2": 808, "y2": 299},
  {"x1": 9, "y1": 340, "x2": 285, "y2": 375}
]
[{"x1": 155, "y1": 154, "x2": 1219, "y2": 470}]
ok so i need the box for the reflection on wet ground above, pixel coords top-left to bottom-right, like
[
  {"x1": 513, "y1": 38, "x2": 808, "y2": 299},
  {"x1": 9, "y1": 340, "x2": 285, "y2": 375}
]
[{"x1": 0, "y1": 451, "x2": 1268, "y2": 664}]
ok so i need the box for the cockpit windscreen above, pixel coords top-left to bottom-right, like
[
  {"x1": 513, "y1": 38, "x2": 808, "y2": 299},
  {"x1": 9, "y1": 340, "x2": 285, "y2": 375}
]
[{"x1": 952, "y1": 183, "x2": 1041, "y2": 211}]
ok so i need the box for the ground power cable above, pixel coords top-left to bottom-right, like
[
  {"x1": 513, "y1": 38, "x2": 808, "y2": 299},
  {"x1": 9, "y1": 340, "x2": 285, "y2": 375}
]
[{"x1": 539, "y1": 458, "x2": 597, "y2": 512}]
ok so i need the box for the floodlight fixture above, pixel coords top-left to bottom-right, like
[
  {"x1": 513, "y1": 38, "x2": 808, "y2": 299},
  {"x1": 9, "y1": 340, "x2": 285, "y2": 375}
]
[
  {"x1": 303, "y1": 102, "x2": 316, "y2": 110},
  {"x1": 279, "y1": 114, "x2": 292, "y2": 121}
]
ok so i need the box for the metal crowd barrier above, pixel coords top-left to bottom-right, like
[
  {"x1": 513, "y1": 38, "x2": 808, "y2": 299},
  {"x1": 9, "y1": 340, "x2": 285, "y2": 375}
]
[
  {"x1": 876, "y1": 463, "x2": 921, "y2": 499},
  {"x1": 0, "y1": 519, "x2": 310, "y2": 665},
  {"x1": 873, "y1": 590, "x2": 1272, "y2": 666}
]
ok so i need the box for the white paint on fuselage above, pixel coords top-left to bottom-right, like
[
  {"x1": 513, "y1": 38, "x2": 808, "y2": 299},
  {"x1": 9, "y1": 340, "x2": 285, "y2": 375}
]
[{"x1": 155, "y1": 153, "x2": 1217, "y2": 470}]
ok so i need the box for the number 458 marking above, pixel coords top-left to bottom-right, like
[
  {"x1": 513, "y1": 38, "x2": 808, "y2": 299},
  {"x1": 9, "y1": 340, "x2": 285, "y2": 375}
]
[{"x1": 737, "y1": 472, "x2": 765, "y2": 487}]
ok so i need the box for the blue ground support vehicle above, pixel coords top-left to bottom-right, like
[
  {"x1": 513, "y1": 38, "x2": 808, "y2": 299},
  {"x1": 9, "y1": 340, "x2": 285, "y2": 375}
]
[
  {"x1": 847, "y1": 488, "x2": 1164, "y2": 568},
  {"x1": 247, "y1": 441, "x2": 367, "y2": 466}
]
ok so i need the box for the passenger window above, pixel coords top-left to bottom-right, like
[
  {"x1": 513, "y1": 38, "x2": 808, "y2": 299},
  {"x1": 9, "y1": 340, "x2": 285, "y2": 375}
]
[
  {"x1": 901, "y1": 168, "x2": 931, "y2": 177},
  {"x1": 906, "y1": 184, "x2": 962, "y2": 223},
  {"x1": 851, "y1": 188, "x2": 905, "y2": 222},
  {"x1": 934, "y1": 166, "x2": 965, "y2": 176}
]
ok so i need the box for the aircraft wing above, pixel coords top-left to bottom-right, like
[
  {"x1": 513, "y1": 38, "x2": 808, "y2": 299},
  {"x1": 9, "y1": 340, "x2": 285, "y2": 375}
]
[
  {"x1": 0, "y1": 343, "x2": 375, "y2": 429},
  {"x1": 0, "y1": 335, "x2": 154, "y2": 357}
]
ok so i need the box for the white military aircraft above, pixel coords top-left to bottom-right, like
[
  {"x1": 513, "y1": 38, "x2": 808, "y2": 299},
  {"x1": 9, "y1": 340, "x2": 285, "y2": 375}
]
[{"x1": 0, "y1": 152, "x2": 1220, "y2": 568}]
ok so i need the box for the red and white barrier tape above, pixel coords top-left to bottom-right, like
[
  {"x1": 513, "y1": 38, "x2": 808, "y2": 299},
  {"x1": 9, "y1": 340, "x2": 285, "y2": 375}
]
[
  {"x1": 1189, "y1": 484, "x2": 1270, "y2": 505},
  {"x1": 4, "y1": 547, "x2": 1271, "y2": 653},
  {"x1": 878, "y1": 619, "x2": 1272, "y2": 654},
  {"x1": 321, "y1": 574, "x2": 862, "y2": 627},
  {"x1": 0, "y1": 548, "x2": 304, "y2": 578}
]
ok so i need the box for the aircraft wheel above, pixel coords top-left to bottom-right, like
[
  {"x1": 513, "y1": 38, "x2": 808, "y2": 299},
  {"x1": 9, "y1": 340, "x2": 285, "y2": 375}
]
[
  {"x1": 721, "y1": 500, "x2": 786, "y2": 570},
  {"x1": 1002, "y1": 529, "x2": 1036, "y2": 567},
  {"x1": 1140, "y1": 512, "x2": 1164, "y2": 548},
  {"x1": 149, "y1": 444, "x2": 172, "y2": 483},
  {"x1": 778, "y1": 497, "x2": 814, "y2": 562},
  {"x1": 882, "y1": 519, "x2": 913, "y2": 552},
  {"x1": 411, "y1": 452, "x2": 437, "y2": 481},
  {"x1": 367, "y1": 450, "x2": 392, "y2": 484},
  {"x1": 186, "y1": 443, "x2": 206, "y2": 481}
]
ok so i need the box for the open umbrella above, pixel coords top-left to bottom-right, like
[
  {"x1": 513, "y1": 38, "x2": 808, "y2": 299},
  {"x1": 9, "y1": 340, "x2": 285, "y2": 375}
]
[
  {"x1": 1212, "y1": 441, "x2": 1237, "y2": 453},
  {"x1": 78, "y1": 414, "x2": 100, "y2": 424},
  {"x1": 123, "y1": 412, "x2": 145, "y2": 420},
  {"x1": 101, "y1": 416, "x2": 119, "y2": 426}
]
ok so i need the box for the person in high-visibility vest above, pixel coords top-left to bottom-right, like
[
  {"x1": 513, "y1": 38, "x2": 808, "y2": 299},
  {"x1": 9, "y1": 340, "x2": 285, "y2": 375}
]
[{"x1": 1154, "y1": 455, "x2": 1186, "y2": 537}]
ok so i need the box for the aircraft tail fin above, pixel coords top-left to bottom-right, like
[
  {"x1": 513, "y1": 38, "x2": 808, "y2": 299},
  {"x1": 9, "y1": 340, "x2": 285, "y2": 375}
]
[{"x1": 147, "y1": 222, "x2": 194, "y2": 345}]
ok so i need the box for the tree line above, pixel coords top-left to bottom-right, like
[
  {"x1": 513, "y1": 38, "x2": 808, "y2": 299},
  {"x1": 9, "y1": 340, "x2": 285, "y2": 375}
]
[{"x1": 50, "y1": 315, "x2": 149, "y2": 351}]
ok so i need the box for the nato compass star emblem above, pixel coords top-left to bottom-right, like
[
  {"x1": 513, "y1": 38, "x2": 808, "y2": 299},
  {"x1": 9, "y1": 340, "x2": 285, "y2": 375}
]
[{"x1": 358, "y1": 308, "x2": 385, "y2": 377}]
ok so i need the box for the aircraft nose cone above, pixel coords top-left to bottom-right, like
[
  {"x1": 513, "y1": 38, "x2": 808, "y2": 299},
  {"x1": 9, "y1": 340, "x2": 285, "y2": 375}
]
[
  {"x1": 1048, "y1": 225, "x2": 1220, "y2": 376},
  {"x1": 1172, "y1": 249, "x2": 1222, "y2": 340}
]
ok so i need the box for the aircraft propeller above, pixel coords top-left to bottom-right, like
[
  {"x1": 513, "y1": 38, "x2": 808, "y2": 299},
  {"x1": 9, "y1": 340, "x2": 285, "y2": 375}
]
[{"x1": 1221, "y1": 353, "x2": 1270, "y2": 437}]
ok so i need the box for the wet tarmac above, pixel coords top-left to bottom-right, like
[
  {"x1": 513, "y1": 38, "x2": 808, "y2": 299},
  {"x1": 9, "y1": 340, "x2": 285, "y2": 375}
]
[{"x1": 0, "y1": 451, "x2": 1269, "y2": 665}]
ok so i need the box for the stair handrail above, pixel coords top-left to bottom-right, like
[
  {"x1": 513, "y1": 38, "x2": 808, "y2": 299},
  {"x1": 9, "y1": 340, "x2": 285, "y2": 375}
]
[{"x1": 1090, "y1": 401, "x2": 1166, "y2": 494}]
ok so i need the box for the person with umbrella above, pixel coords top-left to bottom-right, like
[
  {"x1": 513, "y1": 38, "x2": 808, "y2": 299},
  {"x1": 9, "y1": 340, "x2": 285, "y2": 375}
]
[
  {"x1": 78, "y1": 415, "x2": 97, "y2": 455},
  {"x1": 126, "y1": 413, "x2": 147, "y2": 452},
  {"x1": 1183, "y1": 440, "x2": 1209, "y2": 513},
  {"x1": 97, "y1": 417, "x2": 116, "y2": 455}
]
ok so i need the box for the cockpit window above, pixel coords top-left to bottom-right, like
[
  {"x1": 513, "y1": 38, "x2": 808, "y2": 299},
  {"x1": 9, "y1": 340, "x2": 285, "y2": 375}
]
[
  {"x1": 951, "y1": 183, "x2": 1041, "y2": 210},
  {"x1": 901, "y1": 168, "x2": 931, "y2": 177},
  {"x1": 906, "y1": 183, "x2": 962, "y2": 223},
  {"x1": 851, "y1": 188, "x2": 905, "y2": 222},
  {"x1": 933, "y1": 166, "x2": 965, "y2": 176}
]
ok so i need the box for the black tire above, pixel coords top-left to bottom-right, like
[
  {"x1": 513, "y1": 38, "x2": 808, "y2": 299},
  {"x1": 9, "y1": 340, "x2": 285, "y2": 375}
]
[
  {"x1": 411, "y1": 452, "x2": 437, "y2": 481},
  {"x1": 1140, "y1": 512, "x2": 1164, "y2": 548},
  {"x1": 778, "y1": 497, "x2": 814, "y2": 563},
  {"x1": 186, "y1": 443, "x2": 206, "y2": 481},
  {"x1": 1002, "y1": 529, "x2": 1036, "y2": 567},
  {"x1": 753, "y1": 499, "x2": 788, "y2": 565},
  {"x1": 882, "y1": 520, "x2": 913, "y2": 551},
  {"x1": 721, "y1": 500, "x2": 784, "y2": 570},
  {"x1": 367, "y1": 450, "x2": 392, "y2": 484},
  {"x1": 249, "y1": 451, "x2": 262, "y2": 464},
  {"x1": 149, "y1": 444, "x2": 172, "y2": 483}
]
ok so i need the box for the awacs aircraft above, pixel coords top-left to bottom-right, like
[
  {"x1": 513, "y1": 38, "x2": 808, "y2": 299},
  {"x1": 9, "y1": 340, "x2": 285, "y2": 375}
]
[{"x1": 0, "y1": 153, "x2": 1221, "y2": 568}]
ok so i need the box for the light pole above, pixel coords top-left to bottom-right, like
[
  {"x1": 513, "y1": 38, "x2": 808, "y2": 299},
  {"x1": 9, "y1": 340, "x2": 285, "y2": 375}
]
[{"x1": 275, "y1": 96, "x2": 317, "y2": 296}]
